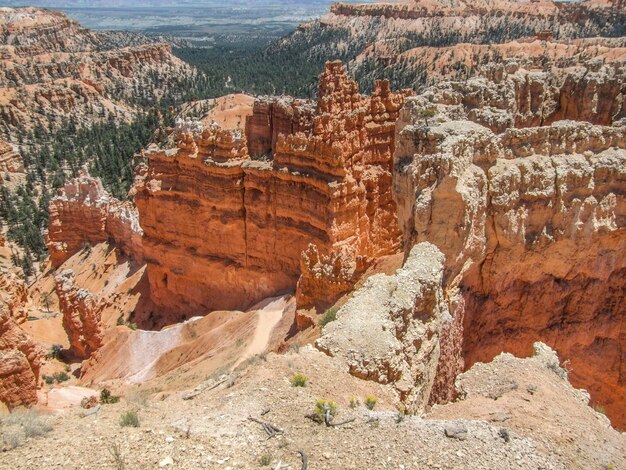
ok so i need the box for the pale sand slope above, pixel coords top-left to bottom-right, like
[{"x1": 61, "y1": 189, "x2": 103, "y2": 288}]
[{"x1": 234, "y1": 296, "x2": 291, "y2": 368}]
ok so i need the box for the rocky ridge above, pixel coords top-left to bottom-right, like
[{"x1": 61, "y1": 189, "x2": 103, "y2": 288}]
[
  {"x1": 0, "y1": 7, "x2": 196, "y2": 143},
  {"x1": 274, "y1": 0, "x2": 626, "y2": 94}
]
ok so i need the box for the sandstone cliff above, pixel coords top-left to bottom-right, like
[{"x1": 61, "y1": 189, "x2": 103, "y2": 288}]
[
  {"x1": 0, "y1": 140, "x2": 23, "y2": 174},
  {"x1": 393, "y1": 63, "x2": 626, "y2": 426},
  {"x1": 134, "y1": 61, "x2": 406, "y2": 322},
  {"x1": 47, "y1": 175, "x2": 143, "y2": 267},
  {"x1": 55, "y1": 269, "x2": 103, "y2": 359}
]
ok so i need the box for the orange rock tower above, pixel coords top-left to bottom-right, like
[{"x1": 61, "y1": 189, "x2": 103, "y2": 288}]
[{"x1": 134, "y1": 61, "x2": 407, "y2": 321}]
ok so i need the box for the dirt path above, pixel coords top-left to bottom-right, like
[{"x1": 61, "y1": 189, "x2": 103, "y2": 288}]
[{"x1": 233, "y1": 296, "x2": 288, "y2": 368}]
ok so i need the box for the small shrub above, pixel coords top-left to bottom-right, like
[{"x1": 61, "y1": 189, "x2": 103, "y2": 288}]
[
  {"x1": 53, "y1": 371, "x2": 70, "y2": 383},
  {"x1": 319, "y1": 307, "x2": 338, "y2": 327},
  {"x1": 21, "y1": 411, "x2": 52, "y2": 438},
  {"x1": 594, "y1": 405, "x2": 606, "y2": 415},
  {"x1": 119, "y1": 410, "x2": 139, "y2": 428},
  {"x1": 313, "y1": 399, "x2": 337, "y2": 422},
  {"x1": 127, "y1": 323, "x2": 137, "y2": 331},
  {"x1": 259, "y1": 454, "x2": 272, "y2": 466},
  {"x1": 365, "y1": 395, "x2": 378, "y2": 410},
  {"x1": 117, "y1": 316, "x2": 125, "y2": 326},
  {"x1": 100, "y1": 388, "x2": 120, "y2": 404},
  {"x1": 109, "y1": 441, "x2": 125, "y2": 470},
  {"x1": 395, "y1": 411, "x2": 405, "y2": 424},
  {"x1": 42, "y1": 374, "x2": 54, "y2": 385},
  {"x1": 290, "y1": 373, "x2": 308, "y2": 387},
  {"x1": 349, "y1": 396, "x2": 359, "y2": 409}
]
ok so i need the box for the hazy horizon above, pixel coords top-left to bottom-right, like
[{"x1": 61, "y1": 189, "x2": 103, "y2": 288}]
[{"x1": 0, "y1": 0, "x2": 376, "y2": 32}]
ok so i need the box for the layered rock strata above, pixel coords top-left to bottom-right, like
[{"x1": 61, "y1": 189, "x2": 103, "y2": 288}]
[
  {"x1": 134, "y1": 61, "x2": 406, "y2": 320},
  {"x1": 245, "y1": 97, "x2": 315, "y2": 158},
  {"x1": 394, "y1": 64, "x2": 626, "y2": 426},
  {"x1": 47, "y1": 175, "x2": 143, "y2": 267}
]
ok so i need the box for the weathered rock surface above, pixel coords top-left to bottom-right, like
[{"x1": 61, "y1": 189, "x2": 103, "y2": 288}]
[
  {"x1": 317, "y1": 242, "x2": 449, "y2": 413},
  {"x1": 55, "y1": 269, "x2": 103, "y2": 359},
  {"x1": 0, "y1": 266, "x2": 29, "y2": 323},
  {"x1": 0, "y1": 306, "x2": 44, "y2": 408},
  {"x1": 394, "y1": 64, "x2": 626, "y2": 426},
  {"x1": 402, "y1": 60, "x2": 626, "y2": 134},
  {"x1": 134, "y1": 61, "x2": 406, "y2": 321},
  {"x1": 47, "y1": 175, "x2": 143, "y2": 267}
]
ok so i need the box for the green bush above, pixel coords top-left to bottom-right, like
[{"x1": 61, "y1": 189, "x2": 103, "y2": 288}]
[
  {"x1": 349, "y1": 396, "x2": 359, "y2": 409},
  {"x1": 259, "y1": 454, "x2": 272, "y2": 466},
  {"x1": 319, "y1": 307, "x2": 338, "y2": 327},
  {"x1": 290, "y1": 373, "x2": 308, "y2": 387},
  {"x1": 53, "y1": 371, "x2": 69, "y2": 383},
  {"x1": 100, "y1": 388, "x2": 120, "y2": 404},
  {"x1": 119, "y1": 410, "x2": 139, "y2": 428},
  {"x1": 365, "y1": 395, "x2": 378, "y2": 410}
]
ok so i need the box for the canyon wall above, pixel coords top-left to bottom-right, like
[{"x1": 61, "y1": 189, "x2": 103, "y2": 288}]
[
  {"x1": 47, "y1": 175, "x2": 143, "y2": 267},
  {"x1": 393, "y1": 62, "x2": 626, "y2": 426},
  {"x1": 134, "y1": 61, "x2": 406, "y2": 322}
]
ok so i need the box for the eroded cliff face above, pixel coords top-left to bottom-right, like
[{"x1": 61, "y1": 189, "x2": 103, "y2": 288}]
[
  {"x1": 0, "y1": 307, "x2": 44, "y2": 409},
  {"x1": 393, "y1": 62, "x2": 626, "y2": 426},
  {"x1": 47, "y1": 175, "x2": 143, "y2": 267},
  {"x1": 317, "y1": 242, "x2": 449, "y2": 413},
  {"x1": 134, "y1": 61, "x2": 406, "y2": 321}
]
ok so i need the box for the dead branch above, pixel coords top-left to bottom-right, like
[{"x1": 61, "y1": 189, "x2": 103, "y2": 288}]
[
  {"x1": 298, "y1": 449, "x2": 308, "y2": 470},
  {"x1": 248, "y1": 416, "x2": 284, "y2": 438},
  {"x1": 327, "y1": 417, "x2": 356, "y2": 427}
]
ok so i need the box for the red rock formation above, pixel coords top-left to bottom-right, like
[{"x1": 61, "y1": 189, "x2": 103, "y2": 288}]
[
  {"x1": 134, "y1": 61, "x2": 407, "y2": 321},
  {"x1": 0, "y1": 307, "x2": 44, "y2": 408},
  {"x1": 55, "y1": 269, "x2": 103, "y2": 359},
  {"x1": 47, "y1": 175, "x2": 143, "y2": 267}
]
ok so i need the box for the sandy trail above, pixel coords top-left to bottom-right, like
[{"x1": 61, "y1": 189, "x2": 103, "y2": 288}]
[{"x1": 233, "y1": 296, "x2": 288, "y2": 368}]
